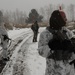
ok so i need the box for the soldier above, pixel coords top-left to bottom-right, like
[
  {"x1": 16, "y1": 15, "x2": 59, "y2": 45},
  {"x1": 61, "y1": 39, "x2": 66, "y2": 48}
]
[
  {"x1": 38, "y1": 10, "x2": 75, "y2": 75},
  {"x1": 0, "y1": 11, "x2": 10, "y2": 61},
  {"x1": 31, "y1": 21, "x2": 39, "y2": 42}
]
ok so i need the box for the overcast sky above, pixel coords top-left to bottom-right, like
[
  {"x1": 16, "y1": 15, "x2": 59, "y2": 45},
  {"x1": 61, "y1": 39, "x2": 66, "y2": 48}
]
[{"x1": 0, "y1": 0, "x2": 75, "y2": 13}]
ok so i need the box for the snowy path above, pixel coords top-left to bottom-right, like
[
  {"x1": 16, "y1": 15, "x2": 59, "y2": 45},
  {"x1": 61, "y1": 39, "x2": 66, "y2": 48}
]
[
  {"x1": 11, "y1": 34, "x2": 46, "y2": 75},
  {"x1": 0, "y1": 27, "x2": 46, "y2": 75},
  {"x1": 25, "y1": 39, "x2": 46, "y2": 75}
]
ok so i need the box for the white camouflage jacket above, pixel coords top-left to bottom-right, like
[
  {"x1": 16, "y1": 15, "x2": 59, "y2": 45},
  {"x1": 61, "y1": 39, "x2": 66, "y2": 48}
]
[
  {"x1": 38, "y1": 27, "x2": 75, "y2": 75},
  {"x1": 0, "y1": 23, "x2": 9, "y2": 58}
]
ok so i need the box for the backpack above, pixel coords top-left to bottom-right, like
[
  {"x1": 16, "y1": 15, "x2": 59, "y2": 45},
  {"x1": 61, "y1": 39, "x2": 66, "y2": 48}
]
[
  {"x1": 31, "y1": 24, "x2": 39, "y2": 32},
  {"x1": 47, "y1": 27, "x2": 72, "y2": 61}
]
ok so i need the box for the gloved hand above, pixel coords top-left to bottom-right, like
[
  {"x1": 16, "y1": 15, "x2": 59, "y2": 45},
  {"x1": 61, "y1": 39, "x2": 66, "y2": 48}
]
[{"x1": 2, "y1": 35, "x2": 11, "y2": 41}]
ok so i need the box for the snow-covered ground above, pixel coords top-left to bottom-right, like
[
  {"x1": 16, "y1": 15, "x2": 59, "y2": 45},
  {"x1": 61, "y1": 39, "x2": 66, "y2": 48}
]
[{"x1": 0, "y1": 27, "x2": 46, "y2": 75}]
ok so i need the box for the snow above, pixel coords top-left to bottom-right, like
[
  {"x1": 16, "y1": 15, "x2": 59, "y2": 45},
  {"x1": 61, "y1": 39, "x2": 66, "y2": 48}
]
[
  {"x1": 1, "y1": 27, "x2": 46, "y2": 75},
  {"x1": 1, "y1": 27, "x2": 75, "y2": 75},
  {"x1": 27, "y1": 43, "x2": 46, "y2": 75},
  {"x1": 8, "y1": 28, "x2": 31, "y2": 40}
]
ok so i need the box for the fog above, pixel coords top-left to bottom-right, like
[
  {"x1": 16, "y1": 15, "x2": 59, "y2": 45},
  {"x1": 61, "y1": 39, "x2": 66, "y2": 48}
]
[{"x1": 0, "y1": 0, "x2": 75, "y2": 13}]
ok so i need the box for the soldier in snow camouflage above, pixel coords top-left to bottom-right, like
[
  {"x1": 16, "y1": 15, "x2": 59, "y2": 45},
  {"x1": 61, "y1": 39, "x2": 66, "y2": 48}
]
[
  {"x1": 0, "y1": 11, "x2": 10, "y2": 61},
  {"x1": 38, "y1": 10, "x2": 75, "y2": 75}
]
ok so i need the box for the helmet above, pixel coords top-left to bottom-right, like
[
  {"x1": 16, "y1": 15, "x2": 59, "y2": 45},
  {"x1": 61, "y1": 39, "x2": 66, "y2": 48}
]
[{"x1": 49, "y1": 10, "x2": 67, "y2": 30}]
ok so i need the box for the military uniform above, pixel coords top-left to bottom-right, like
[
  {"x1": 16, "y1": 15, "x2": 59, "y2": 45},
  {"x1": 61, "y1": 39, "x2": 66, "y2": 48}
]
[
  {"x1": 0, "y1": 23, "x2": 9, "y2": 60},
  {"x1": 38, "y1": 27, "x2": 75, "y2": 75},
  {"x1": 31, "y1": 21, "x2": 39, "y2": 42}
]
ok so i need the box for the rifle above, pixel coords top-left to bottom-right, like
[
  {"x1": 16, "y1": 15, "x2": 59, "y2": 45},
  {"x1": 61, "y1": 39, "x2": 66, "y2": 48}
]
[
  {"x1": 69, "y1": 60, "x2": 75, "y2": 68},
  {"x1": 2, "y1": 35, "x2": 11, "y2": 41},
  {"x1": 67, "y1": 38, "x2": 75, "y2": 67}
]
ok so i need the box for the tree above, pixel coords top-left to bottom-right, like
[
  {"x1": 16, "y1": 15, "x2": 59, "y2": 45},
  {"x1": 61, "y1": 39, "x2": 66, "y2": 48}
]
[
  {"x1": 45, "y1": 4, "x2": 54, "y2": 22},
  {"x1": 3, "y1": 9, "x2": 27, "y2": 25},
  {"x1": 69, "y1": 4, "x2": 75, "y2": 21},
  {"x1": 3, "y1": 11, "x2": 10, "y2": 23},
  {"x1": 26, "y1": 9, "x2": 43, "y2": 23},
  {"x1": 67, "y1": 4, "x2": 75, "y2": 22},
  {"x1": 0, "y1": 10, "x2": 3, "y2": 23},
  {"x1": 39, "y1": 7, "x2": 45, "y2": 21}
]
